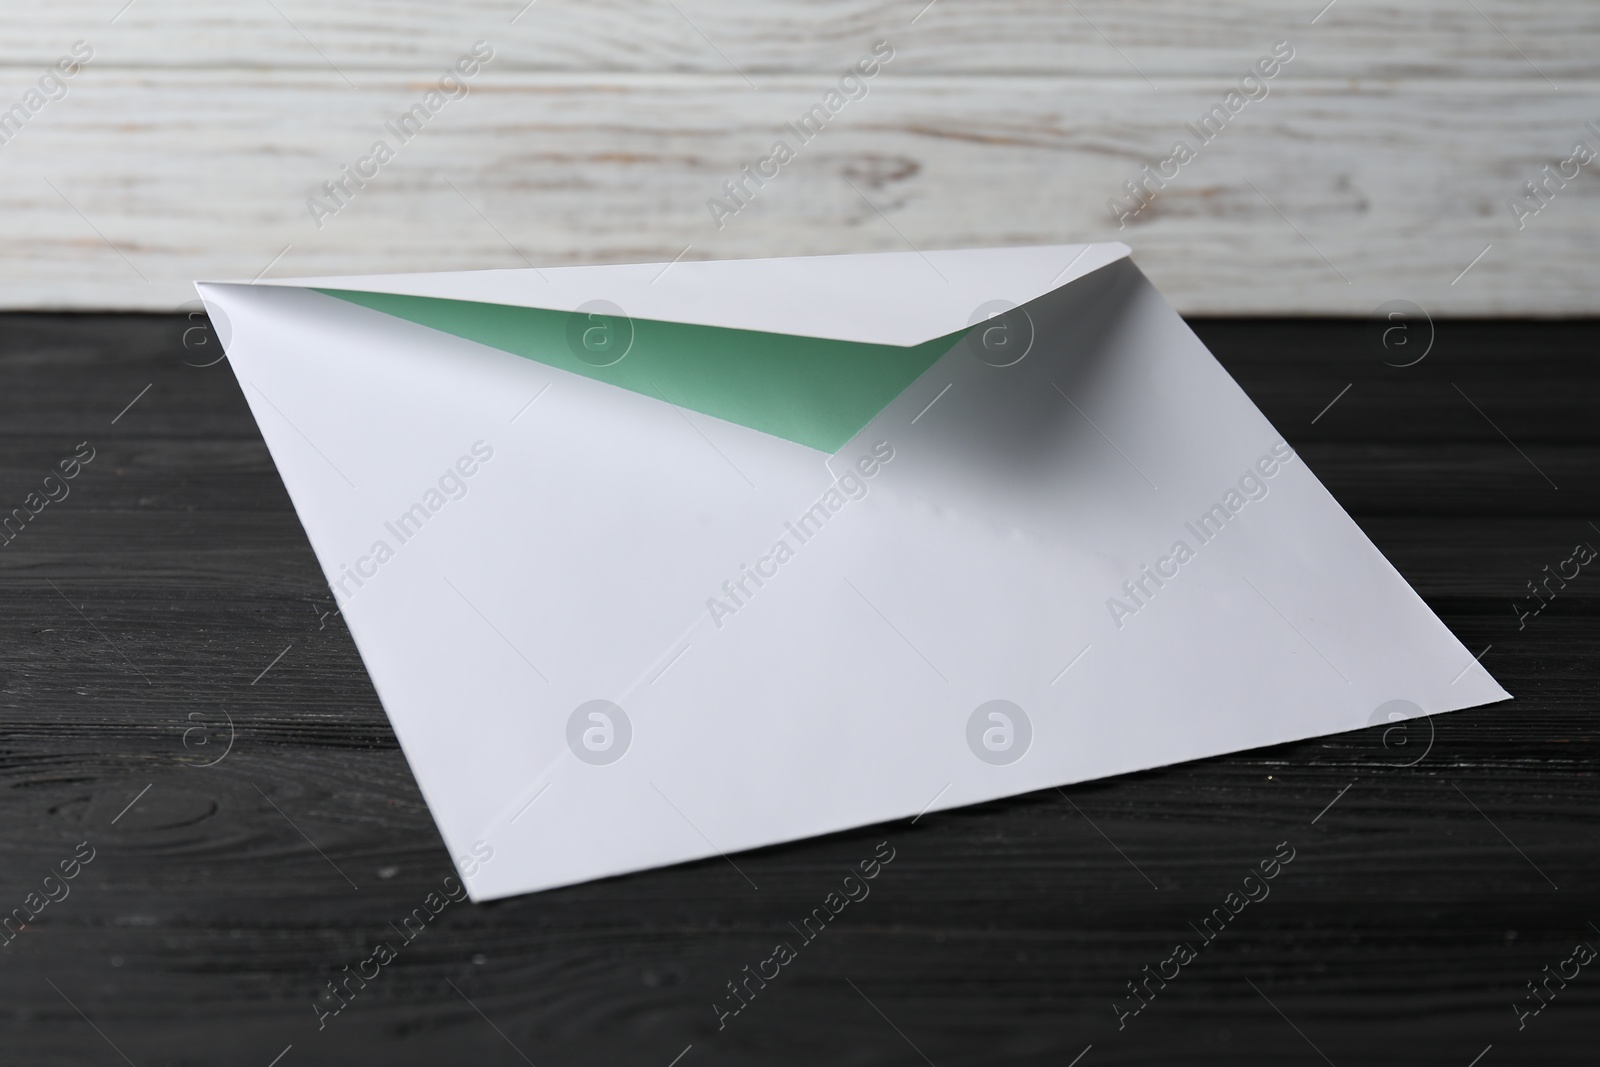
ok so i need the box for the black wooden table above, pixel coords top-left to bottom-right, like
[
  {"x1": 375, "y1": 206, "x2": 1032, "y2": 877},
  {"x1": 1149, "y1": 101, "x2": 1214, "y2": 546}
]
[{"x1": 1, "y1": 314, "x2": 1595, "y2": 1066}]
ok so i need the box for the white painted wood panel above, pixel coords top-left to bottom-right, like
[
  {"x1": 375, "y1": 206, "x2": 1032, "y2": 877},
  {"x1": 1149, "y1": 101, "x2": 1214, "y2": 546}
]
[
  {"x1": 5, "y1": 1, "x2": 1593, "y2": 79},
  {"x1": 0, "y1": 3, "x2": 1593, "y2": 312}
]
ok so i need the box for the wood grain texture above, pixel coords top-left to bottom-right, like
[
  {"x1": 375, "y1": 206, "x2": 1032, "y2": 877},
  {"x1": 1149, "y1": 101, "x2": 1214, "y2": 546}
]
[
  {"x1": 0, "y1": 314, "x2": 1595, "y2": 1065},
  {"x1": 0, "y1": 2, "x2": 1595, "y2": 312},
  {"x1": 5, "y1": 0, "x2": 1596, "y2": 77},
  {"x1": 3, "y1": 72, "x2": 1598, "y2": 315}
]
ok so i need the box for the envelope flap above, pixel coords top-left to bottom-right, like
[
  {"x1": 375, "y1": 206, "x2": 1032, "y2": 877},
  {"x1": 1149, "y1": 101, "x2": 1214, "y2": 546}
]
[
  {"x1": 316, "y1": 287, "x2": 963, "y2": 453},
  {"x1": 242, "y1": 243, "x2": 1130, "y2": 348}
]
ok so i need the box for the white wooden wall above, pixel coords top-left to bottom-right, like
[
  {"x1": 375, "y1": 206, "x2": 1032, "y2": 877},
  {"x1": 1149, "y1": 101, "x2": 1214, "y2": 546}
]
[{"x1": 1, "y1": 1, "x2": 1595, "y2": 313}]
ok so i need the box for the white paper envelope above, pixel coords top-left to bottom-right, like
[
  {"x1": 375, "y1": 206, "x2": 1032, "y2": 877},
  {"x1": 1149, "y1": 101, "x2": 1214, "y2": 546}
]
[{"x1": 197, "y1": 245, "x2": 1508, "y2": 901}]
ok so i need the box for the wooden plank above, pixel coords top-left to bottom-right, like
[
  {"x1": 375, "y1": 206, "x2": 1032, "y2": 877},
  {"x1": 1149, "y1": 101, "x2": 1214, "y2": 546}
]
[
  {"x1": 1, "y1": 2, "x2": 1593, "y2": 314},
  {"x1": 2, "y1": 0, "x2": 1593, "y2": 79},
  {"x1": 0, "y1": 72, "x2": 1597, "y2": 313},
  {"x1": 0, "y1": 314, "x2": 1596, "y2": 1064}
]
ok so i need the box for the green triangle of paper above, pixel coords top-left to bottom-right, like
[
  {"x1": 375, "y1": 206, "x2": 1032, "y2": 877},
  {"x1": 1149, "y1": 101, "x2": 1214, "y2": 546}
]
[{"x1": 318, "y1": 289, "x2": 963, "y2": 453}]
